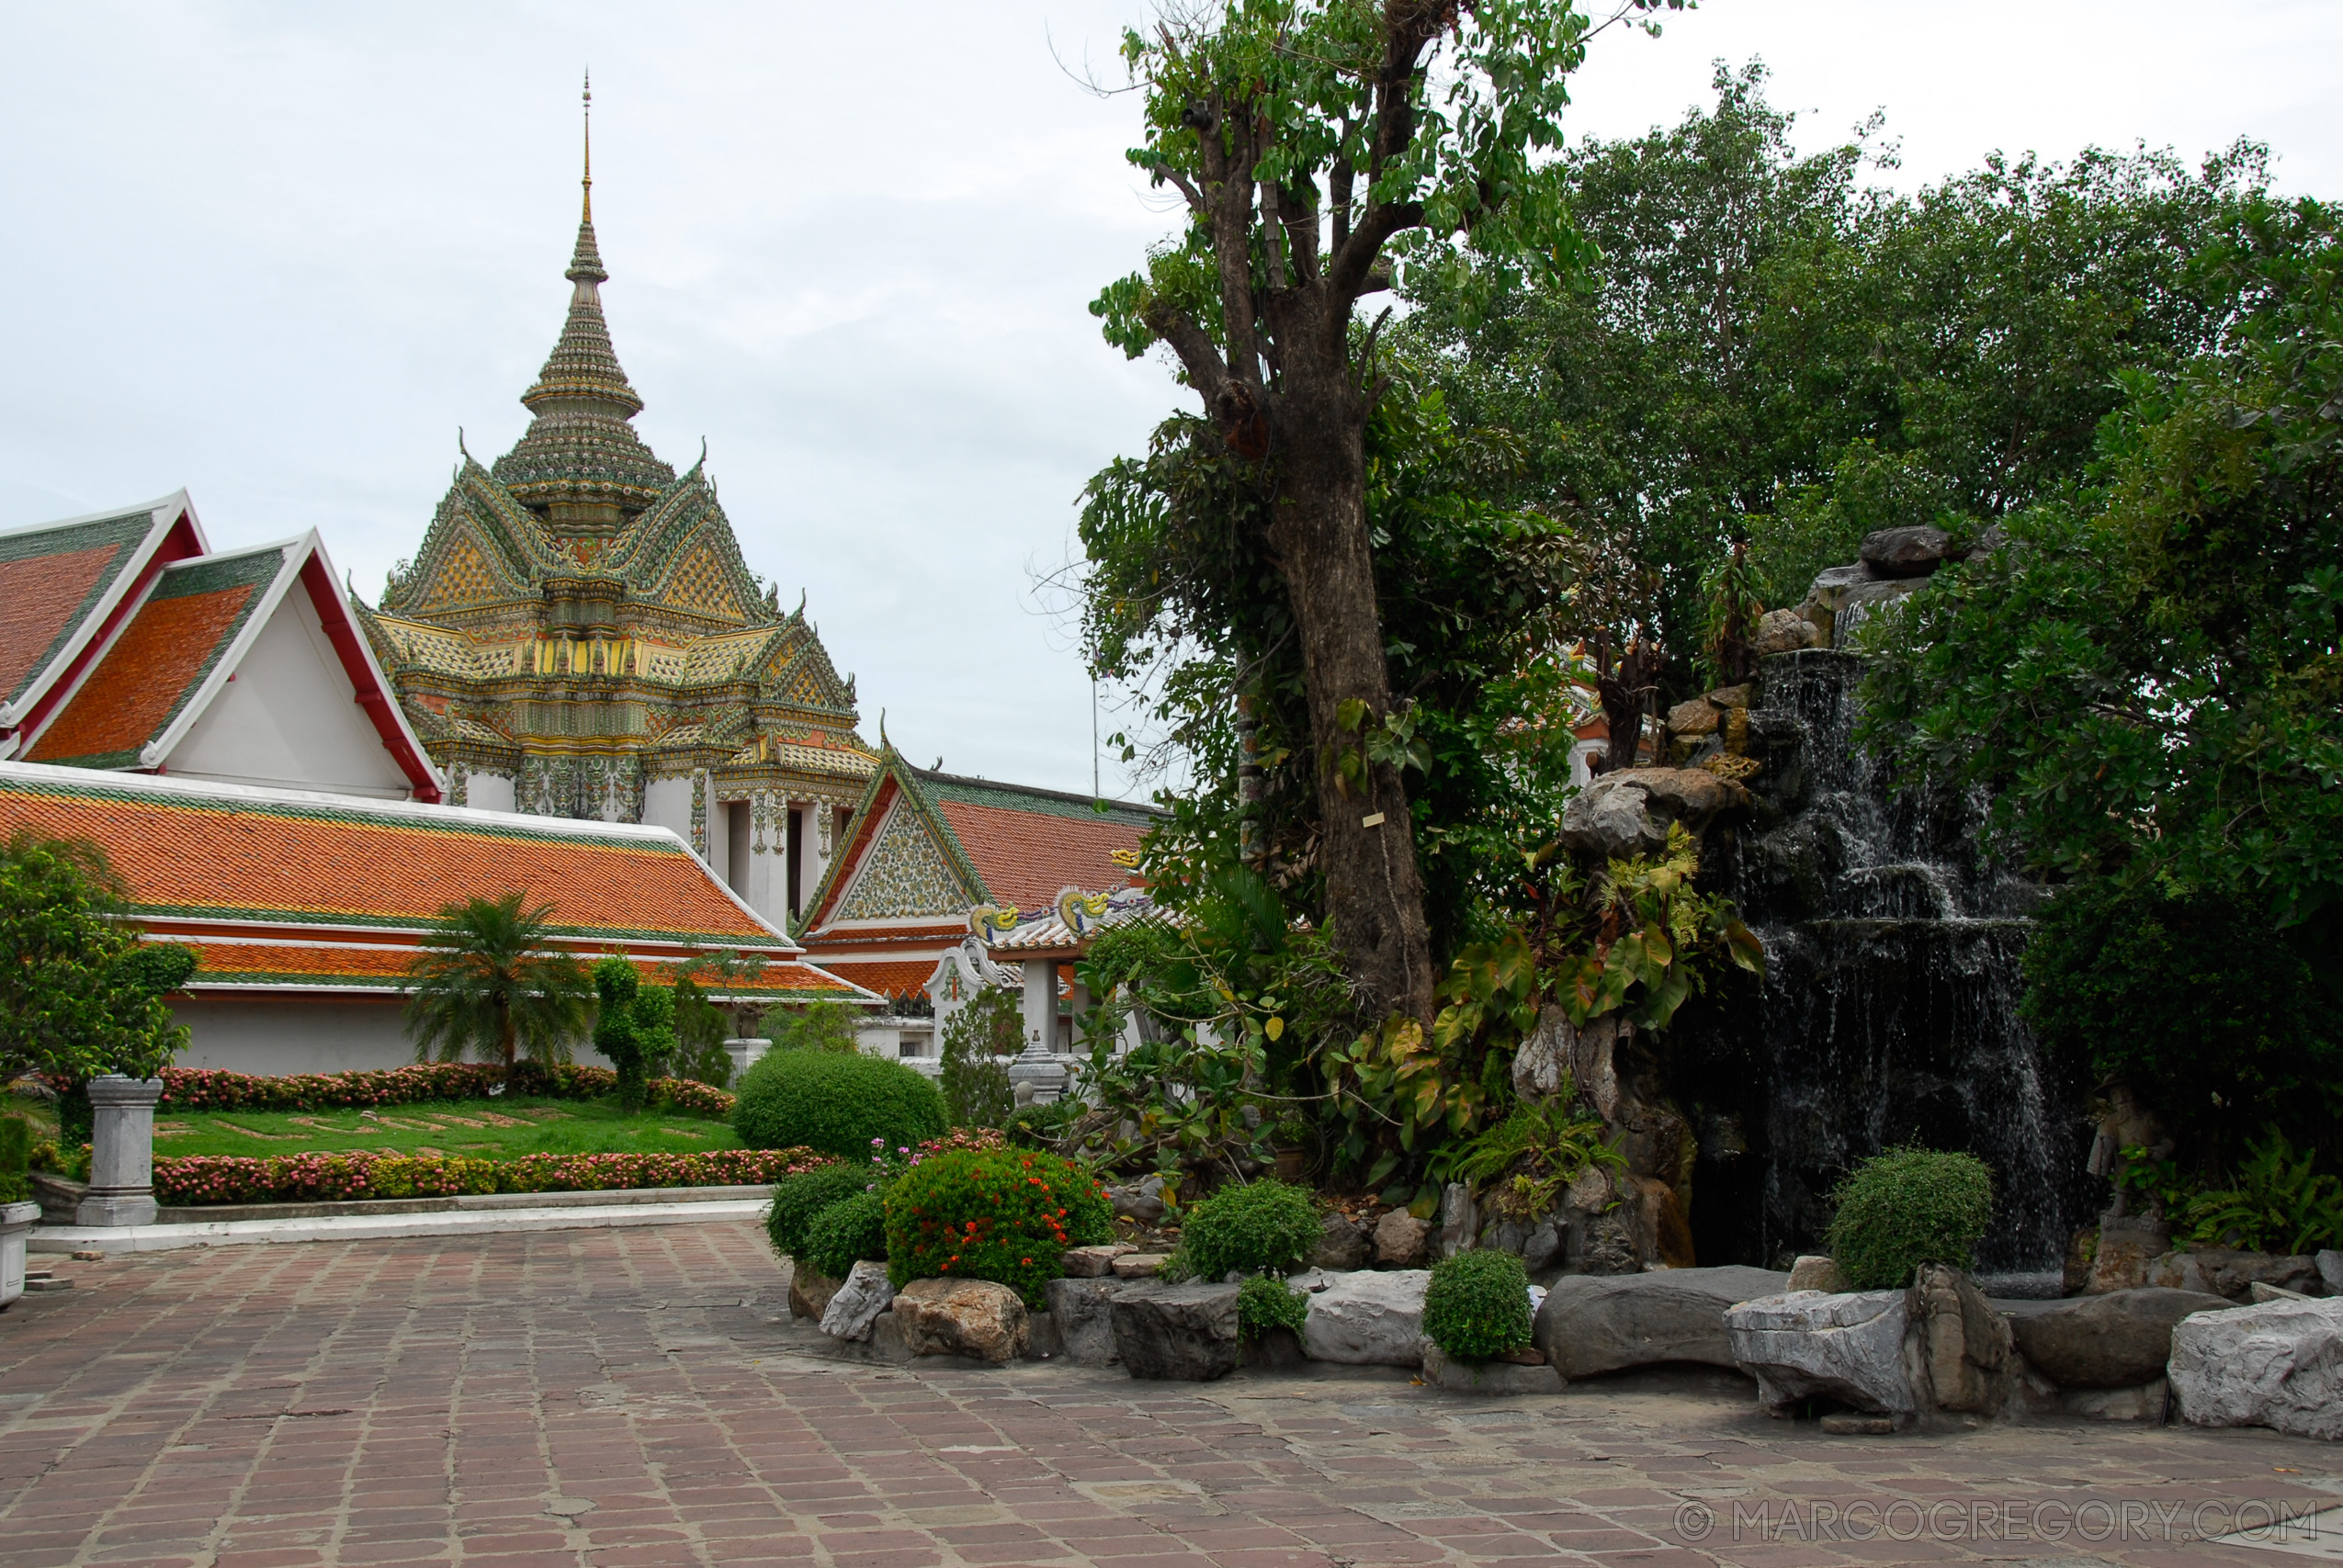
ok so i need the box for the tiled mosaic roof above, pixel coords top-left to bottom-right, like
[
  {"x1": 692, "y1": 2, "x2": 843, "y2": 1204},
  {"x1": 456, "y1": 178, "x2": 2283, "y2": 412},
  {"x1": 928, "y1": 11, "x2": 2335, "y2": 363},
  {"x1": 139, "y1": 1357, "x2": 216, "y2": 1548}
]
[
  {"x1": 28, "y1": 546, "x2": 284, "y2": 767},
  {"x1": 0, "y1": 509, "x2": 157, "y2": 708},
  {"x1": 0, "y1": 761, "x2": 790, "y2": 948},
  {"x1": 808, "y1": 958, "x2": 945, "y2": 1000},
  {"x1": 174, "y1": 938, "x2": 858, "y2": 999},
  {"x1": 920, "y1": 772, "x2": 1154, "y2": 913}
]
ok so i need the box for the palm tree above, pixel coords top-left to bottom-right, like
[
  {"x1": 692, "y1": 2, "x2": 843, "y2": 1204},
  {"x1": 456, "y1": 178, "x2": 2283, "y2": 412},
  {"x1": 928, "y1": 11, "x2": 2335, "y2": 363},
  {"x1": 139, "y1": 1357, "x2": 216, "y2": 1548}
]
[{"x1": 403, "y1": 892, "x2": 590, "y2": 1080}]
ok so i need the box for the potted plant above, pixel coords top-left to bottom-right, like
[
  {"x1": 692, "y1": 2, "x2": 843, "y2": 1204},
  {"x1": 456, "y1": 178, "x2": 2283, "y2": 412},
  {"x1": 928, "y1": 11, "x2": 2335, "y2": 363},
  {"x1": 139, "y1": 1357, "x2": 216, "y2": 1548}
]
[{"x1": 1269, "y1": 1113, "x2": 1314, "y2": 1182}]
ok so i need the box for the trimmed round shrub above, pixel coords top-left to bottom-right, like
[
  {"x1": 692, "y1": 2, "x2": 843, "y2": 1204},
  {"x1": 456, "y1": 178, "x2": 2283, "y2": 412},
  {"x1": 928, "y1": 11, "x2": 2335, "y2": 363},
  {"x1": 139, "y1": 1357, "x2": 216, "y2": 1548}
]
[
  {"x1": 764, "y1": 1162, "x2": 871, "y2": 1261},
  {"x1": 1422, "y1": 1249, "x2": 1534, "y2": 1359},
  {"x1": 732, "y1": 1048, "x2": 945, "y2": 1160},
  {"x1": 801, "y1": 1190, "x2": 889, "y2": 1280},
  {"x1": 1237, "y1": 1274, "x2": 1309, "y2": 1341},
  {"x1": 1825, "y1": 1146, "x2": 1995, "y2": 1290},
  {"x1": 1169, "y1": 1179, "x2": 1319, "y2": 1281},
  {"x1": 884, "y1": 1147, "x2": 1113, "y2": 1307}
]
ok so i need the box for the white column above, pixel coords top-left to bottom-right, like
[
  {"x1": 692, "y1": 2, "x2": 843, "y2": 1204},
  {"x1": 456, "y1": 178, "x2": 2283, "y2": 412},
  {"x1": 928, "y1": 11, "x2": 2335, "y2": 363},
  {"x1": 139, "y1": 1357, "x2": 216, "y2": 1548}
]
[
  {"x1": 1020, "y1": 960, "x2": 1056, "y2": 1051},
  {"x1": 77, "y1": 1076, "x2": 163, "y2": 1226},
  {"x1": 745, "y1": 790, "x2": 780, "y2": 926}
]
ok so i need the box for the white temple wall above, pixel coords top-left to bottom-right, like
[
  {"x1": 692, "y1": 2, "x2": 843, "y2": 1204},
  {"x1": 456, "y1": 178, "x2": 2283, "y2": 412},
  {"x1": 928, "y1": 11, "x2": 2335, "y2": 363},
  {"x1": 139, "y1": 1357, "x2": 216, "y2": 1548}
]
[
  {"x1": 641, "y1": 774, "x2": 694, "y2": 845},
  {"x1": 175, "y1": 994, "x2": 416, "y2": 1076},
  {"x1": 169, "y1": 592, "x2": 416, "y2": 800},
  {"x1": 464, "y1": 771, "x2": 517, "y2": 814}
]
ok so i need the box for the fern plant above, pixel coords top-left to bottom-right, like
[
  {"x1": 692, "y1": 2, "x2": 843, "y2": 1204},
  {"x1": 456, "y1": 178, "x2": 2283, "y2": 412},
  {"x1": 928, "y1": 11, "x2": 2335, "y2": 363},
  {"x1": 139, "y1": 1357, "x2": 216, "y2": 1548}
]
[
  {"x1": 1446, "y1": 1089, "x2": 1624, "y2": 1219},
  {"x1": 2180, "y1": 1130, "x2": 2343, "y2": 1255}
]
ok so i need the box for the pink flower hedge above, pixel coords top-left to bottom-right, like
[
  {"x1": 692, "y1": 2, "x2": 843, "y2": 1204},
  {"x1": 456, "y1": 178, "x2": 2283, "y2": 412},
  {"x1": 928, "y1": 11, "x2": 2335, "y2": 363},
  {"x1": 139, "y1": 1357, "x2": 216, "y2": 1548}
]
[
  {"x1": 157, "y1": 1063, "x2": 736, "y2": 1119},
  {"x1": 153, "y1": 1146, "x2": 833, "y2": 1207}
]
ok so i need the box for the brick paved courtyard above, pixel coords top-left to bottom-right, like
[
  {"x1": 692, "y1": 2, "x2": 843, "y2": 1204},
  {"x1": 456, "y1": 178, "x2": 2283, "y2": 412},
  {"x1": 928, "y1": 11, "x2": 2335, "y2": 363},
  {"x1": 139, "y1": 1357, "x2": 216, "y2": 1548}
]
[{"x1": 2, "y1": 1223, "x2": 2335, "y2": 1568}]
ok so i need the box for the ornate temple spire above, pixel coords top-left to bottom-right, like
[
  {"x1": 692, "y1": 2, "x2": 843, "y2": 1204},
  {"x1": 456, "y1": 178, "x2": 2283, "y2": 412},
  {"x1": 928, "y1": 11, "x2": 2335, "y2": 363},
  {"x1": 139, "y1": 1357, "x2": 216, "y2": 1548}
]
[{"x1": 493, "y1": 73, "x2": 674, "y2": 524}]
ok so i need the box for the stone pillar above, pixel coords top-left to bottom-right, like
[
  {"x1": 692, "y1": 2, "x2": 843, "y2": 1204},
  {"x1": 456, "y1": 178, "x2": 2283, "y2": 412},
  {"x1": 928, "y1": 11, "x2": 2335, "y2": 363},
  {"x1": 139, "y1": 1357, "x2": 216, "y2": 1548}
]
[
  {"x1": 723, "y1": 1038, "x2": 771, "y2": 1082},
  {"x1": 76, "y1": 1076, "x2": 163, "y2": 1227}
]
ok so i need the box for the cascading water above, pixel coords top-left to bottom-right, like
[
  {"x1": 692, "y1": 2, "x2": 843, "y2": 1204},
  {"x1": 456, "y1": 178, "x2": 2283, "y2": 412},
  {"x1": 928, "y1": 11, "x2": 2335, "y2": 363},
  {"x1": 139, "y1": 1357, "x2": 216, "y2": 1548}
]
[{"x1": 1670, "y1": 647, "x2": 2092, "y2": 1293}]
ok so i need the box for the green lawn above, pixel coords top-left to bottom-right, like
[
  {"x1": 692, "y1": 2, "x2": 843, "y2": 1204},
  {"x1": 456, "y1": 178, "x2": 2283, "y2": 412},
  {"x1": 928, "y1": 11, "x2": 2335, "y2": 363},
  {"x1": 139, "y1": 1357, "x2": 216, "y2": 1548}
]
[{"x1": 151, "y1": 1098, "x2": 741, "y2": 1159}]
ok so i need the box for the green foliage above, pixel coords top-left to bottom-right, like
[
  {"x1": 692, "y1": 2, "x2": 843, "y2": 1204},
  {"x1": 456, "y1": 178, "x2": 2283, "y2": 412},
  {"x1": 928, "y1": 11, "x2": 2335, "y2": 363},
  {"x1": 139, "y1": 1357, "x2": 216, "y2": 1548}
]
[
  {"x1": 939, "y1": 988, "x2": 1017, "y2": 1128},
  {"x1": 590, "y1": 955, "x2": 659, "y2": 1113},
  {"x1": 2177, "y1": 1131, "x2": 2343, "y2": 1256},
  {"x1": 1449, "y1": 1094, "x2": 1624, "y2": 1220},
  {"x1": 663, "y1": 976, "x2": 732, "y2": 1089},
  {"x1": 1237, "y1": 1273, "x2": 1310, "y2": 1341},
  {"x1": 1862, "y1": 198, "x2": 2343, "y2": 1158},
  {"x1": 1825, "y1": 1148, "x2": 1996, "y2": 1290},
  {"x1": 403, "y1": 892, "x2": 591, "y2": 1078},
  {"x1": 764, "y1": 1162, "x2": 872, "y2": 1261},
  {"x1": 883, "y1": 1147, "x2": 1114, "y2": 1307},
  {"x1": 732, "y1": 1047, "x2": 945, "y2": 1160},
  {"x1": 1405, "y1": 62, "x2": 2267, "y2": 698},
  {"x1": 1168, "y1": 1180, "x2": 1319, "y2": 1282},
  {"x1": 0, "y1": 1113, "x2": 30, "y2": 1204},
  {"x1": 1006, "y1": 1099, "x2": 1087, "y2": 1151},
  {"x1": 801, "y1": 1190, "x2": 890, "y2": 1280},
  {"x1": 0, "y1": 829, "x2": 191, "y2": 1083},
  {"x1": 769, "y1": 999, "x2": 861, "y2": 1055},
  {"x1": 1422, "y1": 1249, "x2": 1534, "y2": 1359}
]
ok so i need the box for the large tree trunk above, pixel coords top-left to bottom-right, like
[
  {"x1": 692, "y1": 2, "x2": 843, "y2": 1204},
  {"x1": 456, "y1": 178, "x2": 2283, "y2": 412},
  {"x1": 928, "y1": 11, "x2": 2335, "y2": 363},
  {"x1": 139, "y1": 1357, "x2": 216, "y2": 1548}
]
[{"x1": 1263, "y1": 334, "x2": 1437, "y2": 1031}]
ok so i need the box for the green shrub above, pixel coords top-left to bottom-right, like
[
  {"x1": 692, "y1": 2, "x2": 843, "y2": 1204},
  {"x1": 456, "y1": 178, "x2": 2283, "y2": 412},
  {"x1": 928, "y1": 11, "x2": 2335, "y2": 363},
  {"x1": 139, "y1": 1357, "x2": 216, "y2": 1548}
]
[
  {"x1": 884, "y1": 1147, "x2": 1113, "y2": 1307},
  {"x1": 1168, "y1": 1179, "x2": 1318, "y2": 1281},
  {"x1": 732, "y1": 1048, "x2": 945, "y2": 1159},
  {"x1": 802, "y1": 1190, "x2": 889, "y2": 1279},
  {"x1": 1006, "y1": 1098, "x2": 1086, "y2": 1149},
  {"x1": 2177, "y1": 1129, "x2": 2343, "y2": 1256},
  {"x1": 940, "y1": 989, "x2": 1018, "y2": 1127},
  {"x1": 1825, "y1": 1147, "x2": 1995, "y2": 1290},
  {"x1": 764, "y1": 1163, "x2": 872, "y2": 1261},
  {"x1": 766, "y1": 999, "x2": 862, "y2": 1054},
  {"x1": 1237, "y1": 1273, "x2": 1309, "y2": 1340},
  {"x1": 0, "y1": 1114, "x2": 29, "y2": 1204},
  {"x1": 1421, "y1": 1249, "x2": 1534, "y2": 1359}
]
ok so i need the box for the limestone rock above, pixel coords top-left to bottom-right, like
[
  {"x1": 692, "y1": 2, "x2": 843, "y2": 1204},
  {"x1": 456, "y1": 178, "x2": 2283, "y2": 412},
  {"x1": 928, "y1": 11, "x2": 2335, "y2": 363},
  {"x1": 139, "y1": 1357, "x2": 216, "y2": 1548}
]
[
  {"x1": 1830, "y1": 578, "x2": 1921, "y2": 645},
  {"x1": 1373, "y1": 1211, "x2": 1431, "y2": 1269},
  {"x1": 1859, "y1": 525, "x2": 1958, "y2": 578},
  {"x1": 1109, "y1": 1174, "x2": 1172, "y2": 1225},
  {"x1": 1666, "y1": 697, "x2": 1720, "y2": 738},
  {"x1": 1436, "y1": 1183, "x2": 1478, "y2": 1261},
  {"x1": 1312, "y1": 1213, "x2": 1372, "y2": 1271},
  {"x1": 1534, "y1": 1265, "x2": 1788, "y2": 1379},
  {"x1": 2147, "y1": 1247, "x2": 2322, "y2": 1301},
  {"x1": 1301, "y1": 1269, "x2": 1432, "y2": 1366},
  {"x1": 1706, "y1": 683, "x2": 1753, "y2": 710},
  {"x1": 1112, "y1": 1253, "x2": 1168, "y2": 1280},
  {"x1": 2061, "y1": 1380, "x2": 2168, "y2": 1422},
  {"x1": 2006, "y1": 1287, "x2": 2231, "y2": 1389},
  {"x1": 1062, "y1": 1245, "x2": 1135, "y2": 1279},
  {"x1": 787, "y1": 1262, "x2": 842, "y2": 1322},
  {"x1": 1911, "y1": 1265, "x2": 2013, "y2": 1416},
  {"x1": 818, "y1": 1260, "x2": 896, "y2": 1342},
  {"x1": 1726, "y1": 1290, "x2": 1917, "y2": 1416},
  {"x1": 891, "y1": 1278, "x2": 1030, "y2": 1363},
  {"x1": 1785, "y1": 1256, "x2": 1846, "y2": 1293},
  {"x1": 2320, "y1": 1250, "x2": 2343, "y2": 1294},
  {"x1": 1751, "y1": 608, "x2": 1820, "y2": 656},
  {"x1": 1421, "y1": 1344, "x2": 1565, "y2": 1396},
  {"x1": 1522, "y1": 1220, "x2": 1565, "y2": 1274},
  {"x1": 2169, "y1": 1295, "x2": 2343, "y2": 1440},
  {"x1": 1107, "y1": 1280, "x2": 1242, "y2": 1382},
  {"x1": 1045, "y1": 1276, "x2": 1121, "y2": 1367},
  {"x1": 1560, "y1": 767, "x2": 1749, "y2": 861},
  {"x1": 2251, "y1": 1281, "x2": 2309, "y2": 1303}
]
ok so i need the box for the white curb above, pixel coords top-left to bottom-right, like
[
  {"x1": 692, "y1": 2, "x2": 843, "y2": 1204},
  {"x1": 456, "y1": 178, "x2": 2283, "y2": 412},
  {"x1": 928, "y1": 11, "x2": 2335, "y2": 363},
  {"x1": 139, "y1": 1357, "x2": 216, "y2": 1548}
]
[{"x1": 29, "y1": 1199, "x2": 768, "y2": 1255}]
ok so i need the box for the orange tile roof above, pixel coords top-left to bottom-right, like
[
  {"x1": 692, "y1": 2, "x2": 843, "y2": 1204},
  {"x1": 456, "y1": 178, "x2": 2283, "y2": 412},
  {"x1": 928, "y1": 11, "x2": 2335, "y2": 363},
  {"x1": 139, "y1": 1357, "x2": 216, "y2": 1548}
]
[
  {"x1": 28, "y1": 579, "x2": 258, "y2": 763},
  {"x1": 807, "y1": 958, "x2": 941, "y2": 999},
  {"x1": 178, "y1": 940, "x2": 859, "y2": 998},
  {"x1": 933, "y1": 798, "x2": 1147, "y2": 912},
  {"x1": 0, "y1": 542, "x2": 129, "y2": 705},
  {"x1": 0, "y1": 762, "x2": 790, "y2": 948}
]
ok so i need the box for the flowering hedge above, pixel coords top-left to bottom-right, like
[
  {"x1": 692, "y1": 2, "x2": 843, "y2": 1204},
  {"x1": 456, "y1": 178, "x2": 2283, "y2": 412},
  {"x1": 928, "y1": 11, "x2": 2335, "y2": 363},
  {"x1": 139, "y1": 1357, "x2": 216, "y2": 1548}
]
[
  {"x1": 153, "y1": 1145, "x2": 832, "y2": 1207},
  {"x1": 883, "y1": 1146, "x2": 1114, "y2": 1307},
  {"x1": 157, "y1": 1063, "x2": 736, "y2": 1120}
]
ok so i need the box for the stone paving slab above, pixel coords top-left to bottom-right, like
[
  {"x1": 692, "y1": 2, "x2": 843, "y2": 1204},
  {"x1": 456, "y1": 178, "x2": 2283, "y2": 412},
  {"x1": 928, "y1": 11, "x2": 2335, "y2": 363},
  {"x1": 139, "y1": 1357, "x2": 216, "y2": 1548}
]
[{"x1": 2, "y1": 1223, "x2": 2338, "y2": 1567}]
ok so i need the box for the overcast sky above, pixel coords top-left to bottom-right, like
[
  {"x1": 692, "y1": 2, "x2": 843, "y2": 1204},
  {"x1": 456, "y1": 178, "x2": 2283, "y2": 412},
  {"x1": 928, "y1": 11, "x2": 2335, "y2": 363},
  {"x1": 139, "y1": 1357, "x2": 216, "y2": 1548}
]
[{"x1": 2, "y1": 2, "x2": 2336, "y2": 800}]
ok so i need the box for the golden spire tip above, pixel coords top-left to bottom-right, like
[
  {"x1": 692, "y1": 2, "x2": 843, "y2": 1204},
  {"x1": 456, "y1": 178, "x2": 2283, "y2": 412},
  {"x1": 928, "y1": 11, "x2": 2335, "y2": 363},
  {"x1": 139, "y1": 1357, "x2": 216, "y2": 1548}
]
[{"x1": 581, "y1": 69, "x2": 594, "y2": 223}]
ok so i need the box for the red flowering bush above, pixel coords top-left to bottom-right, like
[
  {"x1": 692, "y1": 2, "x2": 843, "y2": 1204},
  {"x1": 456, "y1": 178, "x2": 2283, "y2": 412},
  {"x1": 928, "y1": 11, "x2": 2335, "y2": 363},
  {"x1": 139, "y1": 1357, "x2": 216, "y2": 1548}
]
[
  {"x1": 156, "y1": 1063, "x2": 734, "y2": 1120},
  {"x1": 153, "y1": 1146, "x2": 831, "y2": 1206},
  {"x1": 882, "y1": 1147, "x2": 1113, "y2": 1307}
]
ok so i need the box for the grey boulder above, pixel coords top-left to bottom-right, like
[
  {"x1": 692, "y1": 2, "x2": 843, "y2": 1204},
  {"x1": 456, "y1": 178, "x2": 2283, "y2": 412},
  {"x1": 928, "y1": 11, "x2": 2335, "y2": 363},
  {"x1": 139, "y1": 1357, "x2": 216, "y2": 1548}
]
[
  {"x1": 1312, "y1": 1213, "x2": 1372, "y2": 1271},
  {"x1": 818, "y1": 1260, "x2": 896, "y2": 1342},
  {"x1": 1421, "y1": 1345, "x2": 1564, "y2": 1396},
  {"x1": 1534, "y1": 1265, "x2": 1788, "y2": 1379},
  {"x1": 1374, "y1": 1210, "x2": 1432, "y2": 1268},
  {"x1": 787, "y1": 1262, "x2": 842, "y2": 1322},
  {"x1": 1560, "y1": 767, "x2": 1749, "y2": 861},
  {"x1": 2321, "y1": 1250, "x2": 2343, "y2": 1294},
  {"x1": 1859, "y1": 525, "x2": 1959, "y2": 578},
  {"x1": 2169, "y1": 1295, "x2": 2343, "y2": 1440},
  {"x1": 1726, "y1": 1289, "x2": 1917, "y2": 1416},
  {"x1": 1302, "y1": 1269, "x2": 1431, "y2": 1366},
  {"x1": 1108, "y1": 1280, "x2": 1242, "y2": 1382},
  {"x1": 1045, "y1": 1276, "x2": 1122, "y2": 1367},
  {"x1": 2006, "y1": 1288, "x2": 2231, "y2": 1389}
]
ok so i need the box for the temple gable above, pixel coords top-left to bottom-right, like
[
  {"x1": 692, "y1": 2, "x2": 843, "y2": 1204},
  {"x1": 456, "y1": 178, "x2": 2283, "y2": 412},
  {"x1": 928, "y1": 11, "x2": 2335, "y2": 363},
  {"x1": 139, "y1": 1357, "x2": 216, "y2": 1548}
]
[{"x1": 832, "y1": 797, "x2": 977, "y2": 922}]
